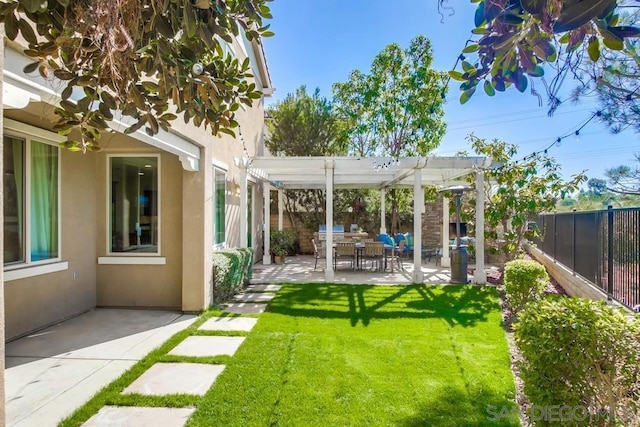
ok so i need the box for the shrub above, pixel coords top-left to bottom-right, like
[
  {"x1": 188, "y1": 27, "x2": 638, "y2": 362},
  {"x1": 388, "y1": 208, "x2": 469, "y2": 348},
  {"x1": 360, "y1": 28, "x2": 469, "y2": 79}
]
[
  {"x1": 503, "y1": 259, "x2": 549, "y2": 312},
  {"x1": 270, "y1": 229, "x2": 296, "y2": 257},
  {"x1": 515, "y1": 297, "x2": 640, "y2": 425},
  {"x1": 211, "y1": 248, "x2": 254, "y2": 304}
]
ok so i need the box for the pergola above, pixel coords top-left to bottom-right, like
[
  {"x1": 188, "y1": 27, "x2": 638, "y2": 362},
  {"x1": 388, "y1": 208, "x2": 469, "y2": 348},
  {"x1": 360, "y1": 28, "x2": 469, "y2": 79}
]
[{"x1": 236, "y1": 156, "x2": 496, "y2": 284}]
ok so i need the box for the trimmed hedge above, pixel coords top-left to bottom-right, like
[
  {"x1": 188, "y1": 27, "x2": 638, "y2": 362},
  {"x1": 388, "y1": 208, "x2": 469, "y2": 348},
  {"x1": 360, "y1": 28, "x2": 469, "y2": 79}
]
[
  {"x1": 211, "y1": 248, "x2": 254, "y2": 304},
  {"x1": 515, "y1": 297, "x2": 640, "y2": 425},
  {"x1": 504, "y1": 259, "x2": 549, "y2": 312}
]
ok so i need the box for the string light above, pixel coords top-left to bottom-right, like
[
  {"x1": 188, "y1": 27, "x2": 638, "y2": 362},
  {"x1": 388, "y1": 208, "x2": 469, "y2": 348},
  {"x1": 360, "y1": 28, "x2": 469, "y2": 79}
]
[{"x1": 488, "y1": 108, "x2": 608, "y2": 172}]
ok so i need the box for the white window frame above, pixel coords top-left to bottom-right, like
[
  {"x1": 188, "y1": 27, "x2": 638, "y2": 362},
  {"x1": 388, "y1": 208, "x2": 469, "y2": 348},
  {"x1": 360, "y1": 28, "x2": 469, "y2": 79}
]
[
  {"x1": 213, "y1": 163, "x2": 227, "y2": 250},
  {"x1": 106, "y1": 154, "x2": 162, "y2": 257},
  {"x1": 3, "y1": 119, "x2": 65, "y2": 278}
]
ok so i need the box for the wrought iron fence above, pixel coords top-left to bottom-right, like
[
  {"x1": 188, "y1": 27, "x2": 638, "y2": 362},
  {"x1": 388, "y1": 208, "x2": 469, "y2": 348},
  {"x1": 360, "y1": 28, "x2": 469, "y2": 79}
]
[{"x1": 533, "y1": 206, "x2": 640, "y2": 310}]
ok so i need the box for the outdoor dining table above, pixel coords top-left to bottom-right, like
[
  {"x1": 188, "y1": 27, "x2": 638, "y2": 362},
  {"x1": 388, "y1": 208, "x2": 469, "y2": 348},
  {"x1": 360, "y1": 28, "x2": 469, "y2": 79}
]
[{"x1": 331, "y1": 242, "x2": 399, "y2": 271}]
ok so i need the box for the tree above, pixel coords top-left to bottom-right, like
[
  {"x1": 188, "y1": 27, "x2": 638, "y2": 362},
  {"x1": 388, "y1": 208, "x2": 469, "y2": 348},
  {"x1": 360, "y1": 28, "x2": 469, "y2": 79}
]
[
  {"x1": 450, "y1": 0, "x2": 640, "y2": 115},
  {"x1": 0, "y1": 0, "x2": 272, "y2": 151},
  {"x1": 463, "y1": 135, "x2": 586, "y2": 261},
  {"x1": 332, "y1": 35, "x2": 448, "y2": 233},
  {"x1": 265, "y1": 86, "x2": 348, "y2": 234},
  {"x1": 605, "y1": 153, "x2": 640, "y2": 194}
]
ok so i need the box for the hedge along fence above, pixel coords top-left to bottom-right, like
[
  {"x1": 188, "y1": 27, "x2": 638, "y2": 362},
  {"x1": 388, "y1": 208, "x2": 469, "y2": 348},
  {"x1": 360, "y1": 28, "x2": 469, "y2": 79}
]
[
  {"x1": 515, "y1": 297, "x2": 640, "y2": 425},
  {"x1": 211, "y1": 248, "x2": 254, "y2": 304}
]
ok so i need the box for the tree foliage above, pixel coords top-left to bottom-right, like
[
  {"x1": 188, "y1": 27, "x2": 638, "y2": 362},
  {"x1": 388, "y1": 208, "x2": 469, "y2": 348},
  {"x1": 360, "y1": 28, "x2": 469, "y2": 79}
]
[
  {"x1": 605, "y1": 153, "x2": 640, "y2": 194},
  {"x1": 332, "y1": 35, "x2": 448, "y2": 233},
  {"x1": 332, "y1": 35, "x2": 447, "y2": 158},
  {"x1": 0, "y1": 0, "x2": 272, "y2": 151},
  {"x1": 463, "y1": 135, "x2": 586, "y2": 261},
  {"x1": 451, "y1": 0, "x2": 640, "y2": 111},
  {"x1": 265, "y1": 86, "x2": 342, "y2": 156}
]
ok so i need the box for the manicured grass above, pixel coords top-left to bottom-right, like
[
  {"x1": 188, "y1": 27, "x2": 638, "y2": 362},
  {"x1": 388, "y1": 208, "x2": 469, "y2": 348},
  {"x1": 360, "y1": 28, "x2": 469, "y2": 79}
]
[
  {"x1": 188, "y1": 284, "x2": 519, "y2": 426},
  {"x1": 59, "y1": 284, "x2": 518, "y2": 426}
]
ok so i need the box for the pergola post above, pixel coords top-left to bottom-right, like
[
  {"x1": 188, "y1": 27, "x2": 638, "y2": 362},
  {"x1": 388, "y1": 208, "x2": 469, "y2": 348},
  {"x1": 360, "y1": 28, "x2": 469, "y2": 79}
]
[
  {"x1": 263, "y1": 184, "x2": 271, "y2": 265},
  {"x1": 412, "y1": 169, "x2": 424, "y2": 283},
  {"x1": 239, "y1": 166, "x2": 248, "y2": 248},
  {"x1": 473, "y1": 170, "x2": 487, "y2": 284},
  {"x1": 379, "y1": 188, "x2": 386, "y2": 235},
  {"x1": 278, "y1": 188, "x2": 284, "y2": 231},
  {"x1": 325, "y1": 160, "x2": 335, "y2": 282},
  {"x1": 441, "y1": 196, "x2": 451, "y2": 267}
]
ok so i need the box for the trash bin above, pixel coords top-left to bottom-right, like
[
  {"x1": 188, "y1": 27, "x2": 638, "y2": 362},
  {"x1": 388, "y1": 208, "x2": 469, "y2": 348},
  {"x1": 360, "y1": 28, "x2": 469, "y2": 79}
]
[{"x1": 450, "y1": 246, "x2": 468, "y2": 284}]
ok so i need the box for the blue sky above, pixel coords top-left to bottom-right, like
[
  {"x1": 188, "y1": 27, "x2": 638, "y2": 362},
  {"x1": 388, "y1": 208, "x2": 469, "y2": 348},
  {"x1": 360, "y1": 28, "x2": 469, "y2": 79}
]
[{"x1": 261, "y1": 0, "x2": 639, "y2": 183}]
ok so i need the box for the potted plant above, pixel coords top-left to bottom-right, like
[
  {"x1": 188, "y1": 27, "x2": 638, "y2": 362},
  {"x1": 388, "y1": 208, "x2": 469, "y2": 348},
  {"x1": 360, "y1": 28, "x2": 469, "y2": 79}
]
[{"x1": 270, "y1": 229, "x2": 295, "y2": 264}]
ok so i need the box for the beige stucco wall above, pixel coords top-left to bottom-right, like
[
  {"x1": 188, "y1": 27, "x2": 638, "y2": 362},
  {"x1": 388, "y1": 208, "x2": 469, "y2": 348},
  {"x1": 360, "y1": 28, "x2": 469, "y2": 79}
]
[
  {"x1": 95, "y1": 135, "x2": 183, "y2": 309},
  {"x1": 3, "y1": 110, "x2": 98, "y2": 340}
]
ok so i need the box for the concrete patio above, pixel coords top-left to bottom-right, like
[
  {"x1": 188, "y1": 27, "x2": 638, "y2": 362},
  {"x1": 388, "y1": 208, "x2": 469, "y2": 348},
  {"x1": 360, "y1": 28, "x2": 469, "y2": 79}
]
[
  {"x1": 5, "y1": 309, "x2": 197, "y2": 427},
  {"x1": 250, "y1": 254, "x2": 488, "y2": 285}
]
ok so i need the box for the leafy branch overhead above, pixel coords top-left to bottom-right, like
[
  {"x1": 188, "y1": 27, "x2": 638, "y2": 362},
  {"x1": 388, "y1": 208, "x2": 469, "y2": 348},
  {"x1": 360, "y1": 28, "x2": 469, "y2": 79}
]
[
  {"x1": 452, "y1": 0, "x2": 639, "y2": 105},
  {"x1": 0, "y1": 0, "x2": 273, "y2": 151}
]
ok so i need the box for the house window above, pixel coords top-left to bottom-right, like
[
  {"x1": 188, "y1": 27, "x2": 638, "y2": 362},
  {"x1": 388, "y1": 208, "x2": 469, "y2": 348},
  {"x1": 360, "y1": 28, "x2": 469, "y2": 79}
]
[
  {"x1": 3, "y1": 134, "x2": 59, "y2": 265},
  {"x1": 213, "y1": 168, "x2": 226, "y2": 247},
  {"x1": 109, "y1": 156, "x2": 159, "y2": 254}
]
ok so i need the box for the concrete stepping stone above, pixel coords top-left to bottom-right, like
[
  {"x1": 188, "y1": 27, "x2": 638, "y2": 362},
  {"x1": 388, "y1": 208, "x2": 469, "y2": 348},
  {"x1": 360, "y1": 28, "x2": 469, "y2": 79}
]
[
  {"x1": 122, "y1": 363, "x2": 224, "y2": 396},
  {"x1": 232, "y1": 292, "x2": 275, "y2": 302},
  {"x1": 199, "y1": 317, "x2": 257, "y2": 332},
  {"x1": 246, "y1": 284, "x2": 282, "y2": 292},
  {"x1": 223, "y1": 303, "x2": 267, "y2": 314},
  {"x1": 83, "y1": 406, "x2": 195, "y2": 427},
  {"x1": 168, "y1": 336, "x2": 245, "y2": 357}
]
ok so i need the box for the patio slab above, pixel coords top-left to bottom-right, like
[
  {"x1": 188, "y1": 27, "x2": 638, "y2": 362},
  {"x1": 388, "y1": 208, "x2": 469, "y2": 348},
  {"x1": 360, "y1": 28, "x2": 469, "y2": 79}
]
[
  {"x1": 6, "y1": 309, "x2": 196, "y2": 427},
  {"x1": 168, "y1": 336, "x2": 245, "y2": 357},
  {"x1": 122, "y1": 363, "x2": 224, "y2": 396},
  {"x1": 245, "y1": 284, "x2": 282, "y2": 292},
  {"x1": 232, "y1": 292, "x2": 275, "y2": 302},
  {"x1": 198, "y1": 317, "x2": 258, "y2": 332},
  {"x1": 223, "y1": 303, "x2": 267, "y2": 314},
  {"x1": 83, "y1": 406, "x2": 195, "y2": 427}
]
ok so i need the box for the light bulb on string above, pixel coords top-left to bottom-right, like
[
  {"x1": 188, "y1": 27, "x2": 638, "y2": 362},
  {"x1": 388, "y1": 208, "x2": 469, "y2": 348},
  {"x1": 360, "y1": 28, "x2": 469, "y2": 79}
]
[{"x1": 574, "y1": 130, "x2": 580, "y2": 142}]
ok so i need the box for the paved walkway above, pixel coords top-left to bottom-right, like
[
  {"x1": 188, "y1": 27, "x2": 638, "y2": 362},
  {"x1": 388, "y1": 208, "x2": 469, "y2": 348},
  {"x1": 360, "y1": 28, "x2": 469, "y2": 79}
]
[
  {"x1": 5, "y1": 310, "x2": 197, "y2": 426},
  {"x1": 5, "y1": 286, "x2": 278, "y2": 426}
]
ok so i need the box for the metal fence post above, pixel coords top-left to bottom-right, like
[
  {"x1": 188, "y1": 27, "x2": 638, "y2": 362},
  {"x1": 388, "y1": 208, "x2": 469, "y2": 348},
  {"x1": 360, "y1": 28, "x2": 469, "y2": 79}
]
[
  {"x1": 607, "y1": 205, "x2": 614, "y2": 300},
  {"x1": 572, "y1": 209, "x2": 576, "y2": 274}
]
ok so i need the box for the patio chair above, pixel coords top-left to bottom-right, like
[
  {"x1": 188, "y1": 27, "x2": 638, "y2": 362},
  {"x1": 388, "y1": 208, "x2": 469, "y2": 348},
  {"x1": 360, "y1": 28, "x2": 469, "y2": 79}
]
[
  {"x1": 311, "y1": 238, "x2": 325, "y2": 271},
  {"x1": 334, "y1": 241, "x2": 356, "y2": 270},
  {"x1": 362, "y1": 241, "x2": 384, "y2": 271}
]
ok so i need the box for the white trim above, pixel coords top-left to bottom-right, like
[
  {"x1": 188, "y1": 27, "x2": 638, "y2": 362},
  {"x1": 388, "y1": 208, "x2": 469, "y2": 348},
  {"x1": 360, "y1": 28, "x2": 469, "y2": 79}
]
[
  {"x1": 212, "y1": 158, "x2": 229, "y2": 171},
  {"x1": 106, "y1": 154, "x2": 162, "y2": 256},
  {"x1": 213, "y1": 166, "x2": 227, "y2": 248},
  {"x1": 4, "y1": 261, "x2": 69, "y2": 282},
  {"x1": 98, "y1": 257, "x2": 166, "y2": 265},
  {"x1": 3, "y1": 123, "x2": 63, "y2": 267},
  {"x1": 4, "y1": 118, "x2": 66, "y2": 143}
]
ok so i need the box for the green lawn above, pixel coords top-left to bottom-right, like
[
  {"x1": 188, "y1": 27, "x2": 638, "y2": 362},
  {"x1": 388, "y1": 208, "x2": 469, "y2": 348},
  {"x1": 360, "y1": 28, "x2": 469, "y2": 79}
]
[{"x1": 188, "y1": 284, "x2": 519, "y2": 426}]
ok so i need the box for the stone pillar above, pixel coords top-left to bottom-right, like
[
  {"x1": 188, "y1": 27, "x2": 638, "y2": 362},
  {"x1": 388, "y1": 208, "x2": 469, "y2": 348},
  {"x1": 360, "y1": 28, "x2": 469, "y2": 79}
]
[
  {"x1": 474, "y1": 171, "x2": 487, "y2": 284},
  {"x1": 441, "y1": 196, "x2": 451, "y2": 267},
  {"x1": 325, "y1": 160, "x2": 334, "y2": 282},
  {"x1": 412, "y1": 170, "x2": 424, "y2": 283},
  {"x1": 263, "y1": 185, "x2": 271, "y2": 264},
  {"x1": 379, "y1": 188, "x2": 386, "y2": 235}
]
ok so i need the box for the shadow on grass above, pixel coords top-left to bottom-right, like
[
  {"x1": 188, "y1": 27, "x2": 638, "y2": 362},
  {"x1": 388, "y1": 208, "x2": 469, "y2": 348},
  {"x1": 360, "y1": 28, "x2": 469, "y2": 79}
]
[
  {"x1": 268, "y1": 284, "x2": 498, "y2": 328},
  {"x1": 400, "y1": 384, "x2": 520, "y2": 427}
]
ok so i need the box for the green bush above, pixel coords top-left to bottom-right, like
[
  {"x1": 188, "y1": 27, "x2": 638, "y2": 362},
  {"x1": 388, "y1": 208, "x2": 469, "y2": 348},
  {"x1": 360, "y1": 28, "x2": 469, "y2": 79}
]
[
  {"x1": 270, "y1": 229, "x2": 296, "y2": 257},
  {"x1": 503, "y1": 259, "x2": 549, "y2": 312},
  {"x1": 211, "y1": 248, "x2": 254, "y2": 304},
  {"x1": 515, "y1": 297, "x2": 640, "y2": 425}
]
